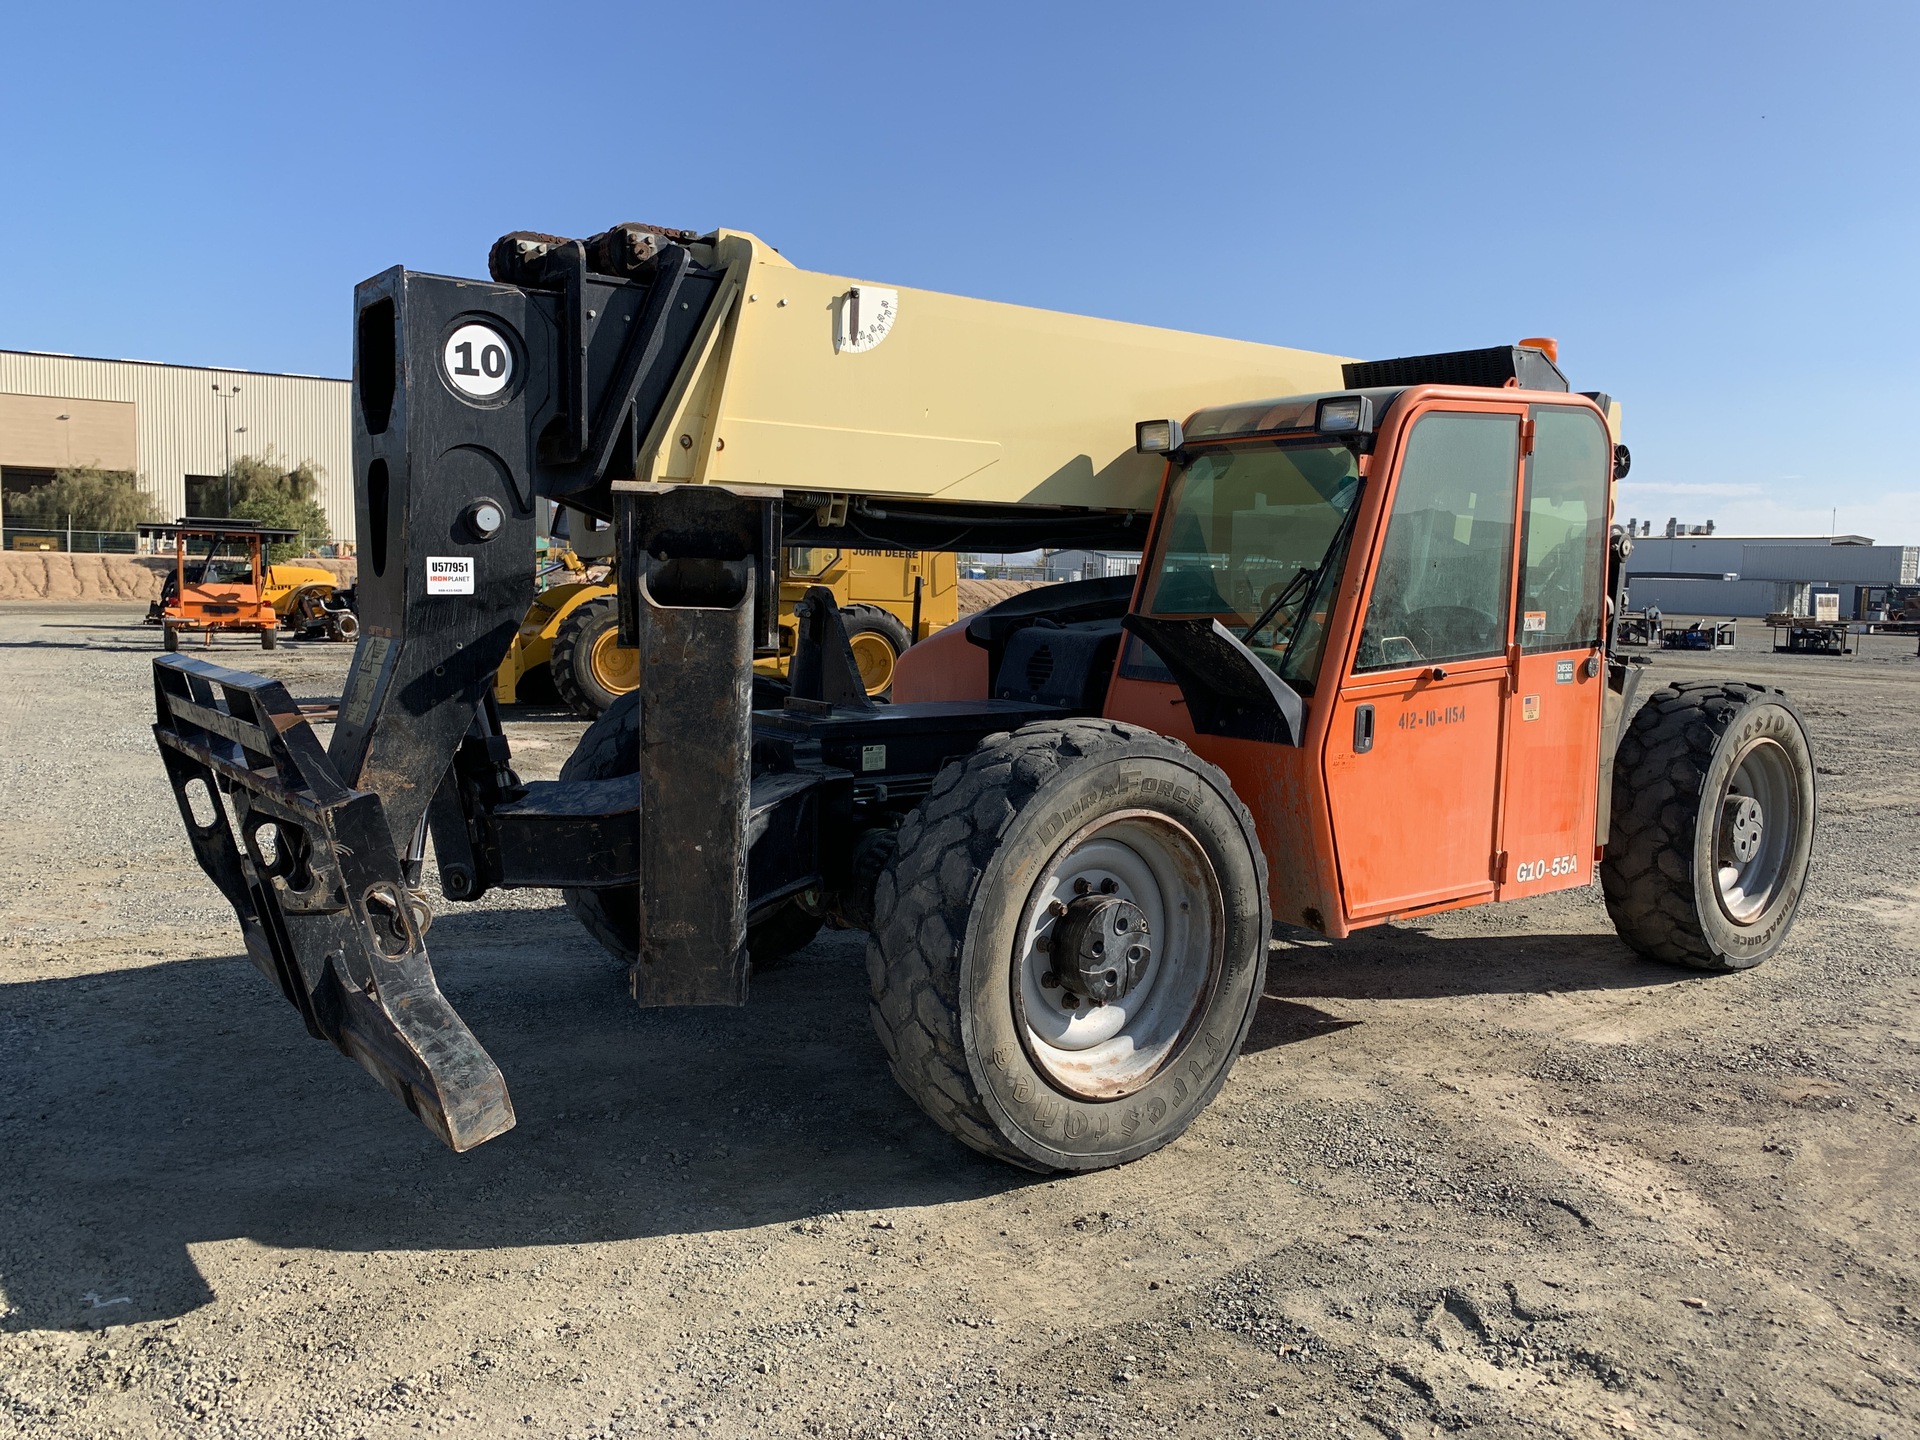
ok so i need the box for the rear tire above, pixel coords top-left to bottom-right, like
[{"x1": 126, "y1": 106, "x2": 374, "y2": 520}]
[
  {"x1": 558, "y1": 693, "x2": 641, "y2": 965},
  {"x1": 743, "y1": 901, "x2": 824, "y2": 970},
  {"x1": 557, "y1": 693, "x2": 822, "y2": 972},
  {"x1": 840, "y1": 604, "x2": 912, "y2": 697},
  {"x1": 867, "y1": 719, "x2": 1269, "y2": 1172},
  {"x1": 1602, "y1": 681, "x2": 1816, "y2": 971},
  {"x1": 261, "y1": 627, "x2": 278, "y2": 651},
  {"x1": 551, "y1": 597, "x2": 632, "y2": 720}
]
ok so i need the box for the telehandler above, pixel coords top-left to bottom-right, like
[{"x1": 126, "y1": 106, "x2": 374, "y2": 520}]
[{"x1": 150, "y1": 223, "x2": 1816, "y2": 1171}]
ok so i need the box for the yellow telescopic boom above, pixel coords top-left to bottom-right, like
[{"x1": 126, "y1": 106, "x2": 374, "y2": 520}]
[{"x1": 627, "y1": 229, "x2": 1349, "y2": 516}]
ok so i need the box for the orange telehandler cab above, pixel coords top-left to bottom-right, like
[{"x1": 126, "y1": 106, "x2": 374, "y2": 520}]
[
  {"x1": 149, "y1": 225, "x2": 1816, "y2": 1171},
  {"x1": 896, "y1": 370, "x2": 1814, "y2": 965}
]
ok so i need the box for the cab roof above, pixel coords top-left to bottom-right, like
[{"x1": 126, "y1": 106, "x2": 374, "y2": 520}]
[{"x1": 1182, "y1": 343, "x2": 1579, "y2": 444}]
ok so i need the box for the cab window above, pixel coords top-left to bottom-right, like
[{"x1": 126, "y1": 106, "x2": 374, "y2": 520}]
[
  {"x1": 1135, "y1": 440, "x2": 1362, "y2": 692},
  {"x1": 784, "y1": 547, "x2": 842, "y2": 580},
  {"x1": 186, "y1": 536, "x2": 258, "y2": 587},
  {"x1": 1355, "y1": 411, "x2": 1519, "y2": 672},
  {"x1": 1515, "y1": 407, "x2": 1610, "y2": 651}
]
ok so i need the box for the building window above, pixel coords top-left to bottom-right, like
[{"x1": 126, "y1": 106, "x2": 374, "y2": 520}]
[
  {"x1": 184, "y1": 475, "x2": 229, "y2": 518},
  {"x1": 2, "y1": 466, "x2": 58, "y2": 502}
]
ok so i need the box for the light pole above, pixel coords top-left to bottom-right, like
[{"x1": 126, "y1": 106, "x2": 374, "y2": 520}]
[{"x1": 212, "y1": 381, "x2": 241, "y2": 515}]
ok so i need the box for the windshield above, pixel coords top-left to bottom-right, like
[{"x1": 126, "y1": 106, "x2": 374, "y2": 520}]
[
  {"x1": 184, "y1": 536, "x2": 258, "y2": 586},
  {"x1": 1136, "y1": 440, "x2": 1361, "y2": 691}
]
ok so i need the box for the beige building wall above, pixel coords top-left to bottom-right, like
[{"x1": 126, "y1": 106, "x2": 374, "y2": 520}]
[
  {"x1": 0, "y1": 394, "x2": 138, "y2": 471},
  {"x1": 0, "y1": 351, "x2": 354, "y2": 544}
]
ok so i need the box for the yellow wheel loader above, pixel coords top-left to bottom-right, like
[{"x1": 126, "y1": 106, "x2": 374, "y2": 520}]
[
  {"x1": 148, "y1": 221, "x2": 1815, "y2": 1175},
  {"x1": 494, "y1": 545, "x2": 956, "y2": 716},
  {"x1": 266, "y1": 564, "x2": 359, "y2": 642}
]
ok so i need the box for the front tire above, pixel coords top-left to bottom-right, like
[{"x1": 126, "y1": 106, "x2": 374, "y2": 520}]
[
  {"x1": 1602, "y1": 682, "x2": 1816, "y2": 971},
  {"x1": 551, "y1": 597, "x2": 634, "y2": 720},
  {"x1": 867, "y1": 719, "x2": 1269, "y2": 1172},
  {"x1": 840, "y1": 604, "x2": 912, "y2": 697}
]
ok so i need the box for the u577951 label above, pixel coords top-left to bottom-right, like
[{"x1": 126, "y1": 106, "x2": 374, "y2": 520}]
[{"x1": 426, "y1": 557, "x2": 474, "y2": 595}]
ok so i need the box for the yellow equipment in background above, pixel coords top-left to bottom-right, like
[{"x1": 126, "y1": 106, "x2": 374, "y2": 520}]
[
  {"x1": 263, "y1": 563, "x2": 359, "y2": 641},
  {"x1": 494, "y1": 546, "x2": 957, "y2": 717}
]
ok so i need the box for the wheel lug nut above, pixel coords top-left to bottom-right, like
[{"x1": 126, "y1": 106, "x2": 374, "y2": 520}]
[
  {"x1": 1040, "y1": 971, "x2": 1059, "y2": 988},
  {"x1": 1035, "y1": 933, "x2": 1053, "y2": 953},
  {"x1": 1073, "y1": 877, "x2": 1092, "y2": 896},
  {"x1": 1048, "y1": 899, "x2": 1069, "y2": 917},
  {"x1": 1099, "y1": 877, "x2": 1118, "y2": 894}
]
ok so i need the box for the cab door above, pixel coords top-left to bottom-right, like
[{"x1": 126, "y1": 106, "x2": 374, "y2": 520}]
[
  {"x1": 1497, "y1": 404, "x2": 1613, "y2": 894},
  {"x1": 1323, "y1": 404, "x2": 1524, "y2": 918}
]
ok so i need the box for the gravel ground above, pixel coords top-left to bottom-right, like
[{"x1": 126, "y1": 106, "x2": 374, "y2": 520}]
[{"x1": 0, "y1": 603, "x2": 1916, "y2": 1440}]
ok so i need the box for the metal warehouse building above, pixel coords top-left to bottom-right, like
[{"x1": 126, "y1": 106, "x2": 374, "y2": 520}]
[
  {"x1": 1625, "y1": 532, "x2": 1919, "y2": 618},
  {"x1": 0, "y1": 350, "x2": 353, "y2": 545}
]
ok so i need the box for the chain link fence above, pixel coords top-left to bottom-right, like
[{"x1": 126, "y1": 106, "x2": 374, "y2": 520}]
[{"x1": 2, "y1": 526, "x2": 141, "y2": 554}]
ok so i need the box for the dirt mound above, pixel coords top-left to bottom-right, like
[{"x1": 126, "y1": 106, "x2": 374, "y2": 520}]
[
  {"x1": 0, "y1": 553, "x2": 172, "y2": 602},
  {"x1": 0, "y1": 554, "x2": 357, "y2": 603},
  {"x1": 956, "y1": 578, "x2": 1052, "y2": 616}
]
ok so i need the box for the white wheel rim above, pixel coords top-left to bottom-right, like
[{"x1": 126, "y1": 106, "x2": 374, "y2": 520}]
[
  {"x1": 1715, "y1": 736, "x2": 1798, "y2": 924},
  {"x1": 1011, "y1": 809, "x2": 1223, "y2": 1100}
]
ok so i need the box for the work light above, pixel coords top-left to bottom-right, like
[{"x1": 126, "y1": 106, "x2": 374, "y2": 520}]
[
  {"x1": 1135, "y1": 419, "x2": 1183, "y2": 454},
  {"x1": 1315, "y1": 396, "x2": 1372, "y2": 433}
]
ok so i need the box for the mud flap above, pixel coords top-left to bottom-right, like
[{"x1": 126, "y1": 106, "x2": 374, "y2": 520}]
[{"x1": 152, "y1": 654, "x2": 514, "y2": 1152}]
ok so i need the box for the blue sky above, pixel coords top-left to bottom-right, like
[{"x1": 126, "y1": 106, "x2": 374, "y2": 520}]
[{"x1": 4, "y1": 1, "x2": 1916, "y2": 540}]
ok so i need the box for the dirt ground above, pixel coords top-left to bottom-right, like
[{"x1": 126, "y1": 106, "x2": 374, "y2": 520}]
[{"x1": 1, "y1": 603, "x2": 1916, "y2": 1440}]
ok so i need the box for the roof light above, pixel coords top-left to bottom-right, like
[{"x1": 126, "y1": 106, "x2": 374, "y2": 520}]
[
  {"x1": 1315, "y1": 395, "x2": 1373, "y2": 434},
  {"x1": 1518, "y1": 336, "x2": 1559, "y2": 363},
  {"x1": 1135, "y1": 418, "x2": 1183, "y2": 454}
]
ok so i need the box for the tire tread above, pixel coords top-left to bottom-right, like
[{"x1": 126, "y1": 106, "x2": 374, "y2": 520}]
[
  {"x1": 551, "y1": 596, "x2": 622, "y2": 720},
  {"x1": 866, "y1": 718, "x2": 1258, "y2": 1170},
  {"x1": 1601, "y1": 680, "x2": 1799, "y2": 971}
]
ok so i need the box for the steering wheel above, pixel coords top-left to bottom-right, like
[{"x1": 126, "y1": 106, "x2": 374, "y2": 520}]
[{"x1": 1403, "y1": 605, "x2": 1499, "y2": 659}]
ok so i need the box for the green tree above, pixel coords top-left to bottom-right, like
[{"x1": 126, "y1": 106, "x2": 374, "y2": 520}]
[
  {"x1": 224, "y1": 452, "x2": 333, "y2": 561},
  {"x1": 5, "y1": 467, "x2": 158, "y2": 534}
]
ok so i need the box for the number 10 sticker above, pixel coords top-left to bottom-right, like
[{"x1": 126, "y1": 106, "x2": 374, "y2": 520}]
[{"x1": 442, "y1": 323, "x2": 514, "y2": 400}]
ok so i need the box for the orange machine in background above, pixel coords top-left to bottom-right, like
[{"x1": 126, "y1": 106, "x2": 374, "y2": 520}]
[{"x1": 140, "y1": 519, "x2": 296, "y2": 651}]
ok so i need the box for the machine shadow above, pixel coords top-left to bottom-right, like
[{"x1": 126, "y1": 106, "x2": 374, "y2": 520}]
[
  {"x1": 1243, "y1": 923, "x2": 1696, "y2": 1053},
  {"x1": 0, "y1": 637, "x2": 178, "y2": 654},
  {"x1": 0, "y1": 911, "x2": 1025, "y2": 1333},
  {"x1": 1267, "y1": 922, "x2": 1698, "y2": 1001}
]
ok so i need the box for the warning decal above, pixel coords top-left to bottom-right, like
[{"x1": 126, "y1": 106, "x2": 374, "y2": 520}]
[
  {"x1": 340, "y1": 634, "x2": 392, "y2": 727},
  {"x1": 426, "y1": 556, "x2": 475, "y2": 595}
]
